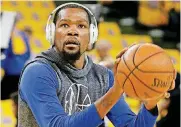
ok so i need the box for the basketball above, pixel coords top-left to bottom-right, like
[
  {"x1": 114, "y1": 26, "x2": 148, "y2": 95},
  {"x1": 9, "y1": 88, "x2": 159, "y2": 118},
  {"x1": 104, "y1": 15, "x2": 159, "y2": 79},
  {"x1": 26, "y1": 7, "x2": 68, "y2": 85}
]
[{"x1": 116, "y1": 43, "x2": 175, "y2": 100}]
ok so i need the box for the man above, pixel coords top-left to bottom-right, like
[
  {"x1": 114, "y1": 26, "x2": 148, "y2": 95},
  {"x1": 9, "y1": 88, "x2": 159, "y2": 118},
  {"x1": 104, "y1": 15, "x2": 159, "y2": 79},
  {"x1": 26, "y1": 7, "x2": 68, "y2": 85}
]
[
  {"x1": 18, "y1": 2, "x2": 175, "y2": 127},
  {"x1": 95, "y1": 39, "x2": 114, "y2": 70},
  {"x1": 1, "y1": 26, "x2": 31, "y2": 100}
]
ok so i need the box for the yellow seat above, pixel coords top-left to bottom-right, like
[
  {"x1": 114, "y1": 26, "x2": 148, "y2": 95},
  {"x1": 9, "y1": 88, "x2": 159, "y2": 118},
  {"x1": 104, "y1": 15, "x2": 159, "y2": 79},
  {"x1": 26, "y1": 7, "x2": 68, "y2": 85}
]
[
  {"x1": 30, "y1": 34, "x2": 50, "y2": 55},
  {"x1": 120, "y1": 34, "x2": 153, "y2": 48},
  {"x1": 125, "y1": 97, "x2": 141, "y2": 114},
  {"x1": 164, "y1": 1, "x2": 180, "y2": 13},
  {"x1": 1, "y1": 1, "x2": 17, "y2": 11},
  {"x1": 1, "y1": 100, "x2": 16, "y2": 127},
  {"x1": 97, "y1": 34, "x2": 153, "y2": 58},
  {"x1": 138, "y1": 1, "x2": 169, "y2": 26},
  {"x1": 98, "y1": 22, "x2": 121, "y2": 37}
]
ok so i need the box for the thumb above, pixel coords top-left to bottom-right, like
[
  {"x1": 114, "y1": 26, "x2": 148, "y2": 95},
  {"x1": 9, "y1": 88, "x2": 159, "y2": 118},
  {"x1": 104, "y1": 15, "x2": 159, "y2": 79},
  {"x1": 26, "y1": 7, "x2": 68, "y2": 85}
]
[
  {"x1": 116, "y1": 48, "x2": 128, "y2": 59},
  {"x1": 113, "y1": 58, "x2": 121, "y2": 75}
]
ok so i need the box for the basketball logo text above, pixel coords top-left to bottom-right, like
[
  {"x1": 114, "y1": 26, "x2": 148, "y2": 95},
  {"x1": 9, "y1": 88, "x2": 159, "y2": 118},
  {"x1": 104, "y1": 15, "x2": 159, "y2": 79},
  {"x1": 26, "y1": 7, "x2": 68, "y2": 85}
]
[{"x1": 151, "y1": 76, "x2": 172, "y2": 88}]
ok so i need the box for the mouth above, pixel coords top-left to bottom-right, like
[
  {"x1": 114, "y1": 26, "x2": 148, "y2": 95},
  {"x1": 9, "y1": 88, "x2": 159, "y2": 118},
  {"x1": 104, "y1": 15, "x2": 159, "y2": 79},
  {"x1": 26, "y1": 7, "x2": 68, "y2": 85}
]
[
  {"x1": 65, "y1": 42, "x2": 79, "y2": 46},
  {"x1": 64, "y1": 40, "x2": 80, "y2": 50}
]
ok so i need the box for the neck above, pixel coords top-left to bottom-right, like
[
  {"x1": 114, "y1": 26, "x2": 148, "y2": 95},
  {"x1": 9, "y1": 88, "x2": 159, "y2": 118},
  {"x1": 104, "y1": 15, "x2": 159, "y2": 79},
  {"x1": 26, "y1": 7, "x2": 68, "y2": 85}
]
[
  {"x1": 54, "y1": 47, "x2": 85, "y2": 69},
  {"x1": 71, "y1": 54, "x2": 85, "y2": 69}
]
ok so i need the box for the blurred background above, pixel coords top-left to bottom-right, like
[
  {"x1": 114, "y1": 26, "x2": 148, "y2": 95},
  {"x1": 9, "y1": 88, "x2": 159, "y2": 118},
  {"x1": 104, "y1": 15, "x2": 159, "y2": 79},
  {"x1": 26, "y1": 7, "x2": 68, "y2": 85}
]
[{"x1": 0, "y1": 1, "x2": 180, "y2": 127}]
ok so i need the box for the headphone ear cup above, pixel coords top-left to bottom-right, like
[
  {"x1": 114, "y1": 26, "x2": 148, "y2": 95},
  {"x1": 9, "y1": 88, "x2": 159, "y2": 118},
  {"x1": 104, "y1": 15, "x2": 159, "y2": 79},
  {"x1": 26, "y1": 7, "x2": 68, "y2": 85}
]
[
  {"x1": 46, "y1": 24, "x2": 51, "y2": 43},
  {"x1": 46, "y1": 23, "x2": 55, "y2": 45},
  {"x1": 88, "y1": 24, "x2": 98, "y2": 50},
  {"x1": 50, "y1": 23, "x2": 56, "y2": 45}
]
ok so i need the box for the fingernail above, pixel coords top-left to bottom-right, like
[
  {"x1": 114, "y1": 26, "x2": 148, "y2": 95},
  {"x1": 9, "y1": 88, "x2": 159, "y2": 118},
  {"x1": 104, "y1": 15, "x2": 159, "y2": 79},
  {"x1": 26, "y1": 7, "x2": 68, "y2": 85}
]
[{"x1": 166, "y1": 93, "x2": 170, "y2": 98}]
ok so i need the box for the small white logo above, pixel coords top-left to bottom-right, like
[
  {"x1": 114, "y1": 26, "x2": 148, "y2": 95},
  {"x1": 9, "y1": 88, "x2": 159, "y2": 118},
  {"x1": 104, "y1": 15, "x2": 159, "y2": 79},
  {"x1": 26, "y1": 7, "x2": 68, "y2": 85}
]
[{"x1": 65, "y1": 83, "x2": 91, "y2": 115}]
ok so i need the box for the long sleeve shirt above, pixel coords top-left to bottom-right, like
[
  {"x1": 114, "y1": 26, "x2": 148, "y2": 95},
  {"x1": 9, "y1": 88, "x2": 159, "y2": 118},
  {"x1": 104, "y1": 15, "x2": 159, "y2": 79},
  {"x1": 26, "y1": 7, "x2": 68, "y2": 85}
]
[{"x1": 19, "y1": 62, "x2": 158, "y2": 127}]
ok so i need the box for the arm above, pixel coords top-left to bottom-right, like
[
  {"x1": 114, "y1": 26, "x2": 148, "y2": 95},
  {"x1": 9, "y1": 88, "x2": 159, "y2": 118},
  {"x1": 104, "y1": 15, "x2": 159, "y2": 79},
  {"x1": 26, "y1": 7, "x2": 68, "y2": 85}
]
[
  {"x1": 107, "y1": 70, "x2": 158, "y2": 127},
  {"x1": 1, "y1": 41, "x2": 11, "y2": 79},
  {"x1": 19, "y1": 62, "x2": 103, "y2": 127},
  {"x1": 1, "y1": 40, "x2": 11, "y2": 76}
]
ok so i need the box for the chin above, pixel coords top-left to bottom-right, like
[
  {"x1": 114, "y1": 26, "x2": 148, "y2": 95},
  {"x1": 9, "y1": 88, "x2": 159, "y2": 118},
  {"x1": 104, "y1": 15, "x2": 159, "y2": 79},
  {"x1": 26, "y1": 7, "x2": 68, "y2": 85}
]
[{"x1": 62, "y1": 50, "x2": 81, "y2": 61}]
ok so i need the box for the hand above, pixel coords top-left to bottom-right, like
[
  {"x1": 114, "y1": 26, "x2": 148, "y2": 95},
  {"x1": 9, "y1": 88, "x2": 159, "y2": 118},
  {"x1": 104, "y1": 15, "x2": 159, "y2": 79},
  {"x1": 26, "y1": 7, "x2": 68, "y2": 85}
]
[
  {"x1": 144, "y1": 70, "x2": 177, "y2": 110},
  {"x1": 113, "y1": 48, "x2": 128, "y2": 94}
]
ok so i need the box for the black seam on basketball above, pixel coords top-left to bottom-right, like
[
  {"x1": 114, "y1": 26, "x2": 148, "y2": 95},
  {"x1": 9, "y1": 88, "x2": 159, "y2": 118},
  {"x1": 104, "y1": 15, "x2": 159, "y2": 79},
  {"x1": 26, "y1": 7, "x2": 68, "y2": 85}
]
[
  {"x1": 122, "y1": 45, "x2": 141, "y2": 98},
  {"x1": 117, "y1": 71, "x2": 139, "y2": 98},
  {"x1": 130, "y1": 69, "x2": 163, "y2": 93},
  {"x1": 133, "y1": 44, "x2": 142, "y2": 68},
  {"x1": 122, "y1": 44, "x2": 141, "y2": 84},
  {"x1": 133, "y1": 48, "x2": 173, "y2": 73},
  {"x1": 132, "y1": 51, "x2": 164, "y2": 93},
  {"x1": 123, "y1": 47, "x2": 163, "y2": 94},
  {"x1": 132, "y1": 48, "x2": 173, "y2": 93}
]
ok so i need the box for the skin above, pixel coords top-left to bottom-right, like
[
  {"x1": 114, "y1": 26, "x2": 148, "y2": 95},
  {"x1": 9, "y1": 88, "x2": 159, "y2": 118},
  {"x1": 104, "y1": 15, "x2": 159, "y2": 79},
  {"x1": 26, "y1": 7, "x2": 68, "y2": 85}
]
[
  {"x1": 53, "y1": 8, "x2": 176, "y2": 119},
  {"x1": 54, "y1": 8, "x2": 90, "y2": 69}
]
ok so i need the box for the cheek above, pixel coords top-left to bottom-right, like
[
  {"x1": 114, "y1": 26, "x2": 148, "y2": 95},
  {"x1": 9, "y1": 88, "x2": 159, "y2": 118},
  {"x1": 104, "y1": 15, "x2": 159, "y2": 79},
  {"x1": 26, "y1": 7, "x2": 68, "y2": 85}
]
[
  {"x1": 80, "y1": 31, "x2": 90, "y2": 48},
  {"x1": 54, "y1": 29, "x2": 65, "y2": 47},
  {"x1": 55, "y1": 29, "x2": 64, "y2": 40}
]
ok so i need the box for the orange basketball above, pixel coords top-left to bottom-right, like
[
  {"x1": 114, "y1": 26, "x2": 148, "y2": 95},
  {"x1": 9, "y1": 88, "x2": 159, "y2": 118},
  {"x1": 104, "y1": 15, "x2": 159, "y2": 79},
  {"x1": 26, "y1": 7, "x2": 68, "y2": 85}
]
[{"x1": 116, "y1": 43, "x2": 175, "y2": 100}]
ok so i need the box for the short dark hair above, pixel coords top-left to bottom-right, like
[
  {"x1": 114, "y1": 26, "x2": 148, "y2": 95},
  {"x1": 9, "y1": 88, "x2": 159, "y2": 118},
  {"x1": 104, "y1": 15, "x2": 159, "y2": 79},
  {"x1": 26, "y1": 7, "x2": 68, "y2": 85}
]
[{"x1": 53, "y1": 4, "x2": 91, "y2": 25}]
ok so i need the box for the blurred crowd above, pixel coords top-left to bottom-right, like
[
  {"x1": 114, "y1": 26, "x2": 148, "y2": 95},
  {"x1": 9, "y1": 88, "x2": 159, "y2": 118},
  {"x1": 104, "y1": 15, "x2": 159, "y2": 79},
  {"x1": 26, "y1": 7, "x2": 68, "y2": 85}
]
[{"x1": 0, "y1": 1, "x2": 180, "y2": 127}]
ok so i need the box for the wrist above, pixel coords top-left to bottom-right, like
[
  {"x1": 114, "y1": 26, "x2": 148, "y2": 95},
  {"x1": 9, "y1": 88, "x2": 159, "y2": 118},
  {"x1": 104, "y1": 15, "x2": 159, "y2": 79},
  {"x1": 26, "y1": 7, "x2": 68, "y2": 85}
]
[
  {"x1": 112, "y1": 84, "x2": 124, "y2": 97},
  {"x1": 144, "y1": 101, "x2": 157, "y2": 110}
]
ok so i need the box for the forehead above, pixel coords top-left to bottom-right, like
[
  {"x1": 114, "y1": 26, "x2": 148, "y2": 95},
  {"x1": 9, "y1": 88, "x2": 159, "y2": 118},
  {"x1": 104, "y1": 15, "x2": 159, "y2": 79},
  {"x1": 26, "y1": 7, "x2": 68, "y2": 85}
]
[{"x1": 58, "y1": 8, "x2": 89, "y2": 22}]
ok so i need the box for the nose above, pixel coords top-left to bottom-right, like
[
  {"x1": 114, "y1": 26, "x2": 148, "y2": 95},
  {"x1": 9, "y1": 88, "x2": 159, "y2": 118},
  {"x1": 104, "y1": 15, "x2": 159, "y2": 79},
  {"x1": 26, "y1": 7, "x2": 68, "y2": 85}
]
[{"x1": 67, "y1": 27, "x2": 78, "y2": 37}]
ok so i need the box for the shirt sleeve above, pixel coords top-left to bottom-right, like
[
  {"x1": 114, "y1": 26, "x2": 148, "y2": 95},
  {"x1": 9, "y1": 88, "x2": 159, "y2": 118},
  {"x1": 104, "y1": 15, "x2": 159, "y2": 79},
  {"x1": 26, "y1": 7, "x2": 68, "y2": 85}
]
[
  {"x1": 19, "y1": 62, "x2": 103, "y2": 127},
  {"x1": 1, "y1": 39, "x2": 12, "y2": 71},
  {"x1": 107, "y1": 69, "x2": 158, "y2": 127}
]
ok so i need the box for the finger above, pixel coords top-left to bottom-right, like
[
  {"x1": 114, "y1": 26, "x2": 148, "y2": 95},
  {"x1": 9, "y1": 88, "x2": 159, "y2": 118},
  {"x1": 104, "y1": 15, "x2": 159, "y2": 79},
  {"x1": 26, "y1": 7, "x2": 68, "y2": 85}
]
[
  {"x1": 165, "y1": 92, "x2": 170, "y2": 99},
  {"x1": 173, "y1": 69, "x2": 177, "y2": 80},
  {"x1": 116, "y1": 48, "x2": 128, "y2": 59},
  {"x1": 113, "y1": 58, "x2": 121, "y2": 74},
  {"x1": 157, "y1": 92, "x2": 170, "y2": 101},
  {"x1": 156, "y1": 93, "x2": 165, "y2": 100},
  {"x1": 128, "y1": 43, "x2": 137, "y2": 48},
  {"x1": 169, "y1": 81, "x2": 175, "y2": 91}
]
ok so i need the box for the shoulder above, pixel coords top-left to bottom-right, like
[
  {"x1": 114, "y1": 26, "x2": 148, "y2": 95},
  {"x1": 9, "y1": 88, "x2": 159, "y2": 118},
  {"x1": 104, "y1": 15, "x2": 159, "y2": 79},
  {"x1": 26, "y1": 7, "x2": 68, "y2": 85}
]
[
  {"x1": 23, "y1": 61, "x2": 56, "y2": 77},
  {"x1": 19, "y1": 61, "x2": 59, "y2": 98},
  {"x1": 19, "y1": 61, "x2": 59, "y2": 103},
  {"x1": 93, "y1": 63, "x2": 114, "y2": 76},
  {"x1": 93, "y1": 63, "x2": 109, "y2": 73},
  {"x1": 92, "y1": 63, "x2": 110, "y2": 79},
  {"x1": 92, "y1": 63, "x2": 115, "y2": 89},
  {"x1": 20, "y1": 61, "x2": 58, "y2": 86}
]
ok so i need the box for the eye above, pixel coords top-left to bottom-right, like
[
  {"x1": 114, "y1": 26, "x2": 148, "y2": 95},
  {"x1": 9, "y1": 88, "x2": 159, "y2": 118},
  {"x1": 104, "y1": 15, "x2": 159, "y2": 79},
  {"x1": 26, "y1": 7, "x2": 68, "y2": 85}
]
[
  {"x1": 60, "y1": 24, "x2": 69, "y2": 28},
  {"x1": 78, "y1": 24, "x2": 86, "y2": 29}
]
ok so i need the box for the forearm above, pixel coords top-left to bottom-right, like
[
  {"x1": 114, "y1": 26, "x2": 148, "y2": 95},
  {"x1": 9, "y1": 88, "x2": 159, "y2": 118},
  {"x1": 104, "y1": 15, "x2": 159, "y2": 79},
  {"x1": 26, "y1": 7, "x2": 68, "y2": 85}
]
[
  {"x1": 106, "y1": 95, "x2": 158, "y2": 127},
  {"x1": 95, "y1": 86, "x2": 123, "y2": 119},
  {"x1": 48, "y1": 104, "x2": 103, "y2": 127}
]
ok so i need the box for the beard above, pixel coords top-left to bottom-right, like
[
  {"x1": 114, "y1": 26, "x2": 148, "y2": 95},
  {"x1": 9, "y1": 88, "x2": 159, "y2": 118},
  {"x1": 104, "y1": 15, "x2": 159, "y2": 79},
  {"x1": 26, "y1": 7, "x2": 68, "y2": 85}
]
[
  {"x1": 63, "y1": 39, "x2": 82, "y2": 61},
  {"x1": 61, "y1": 49, "x2": 81, "y2": 61}
]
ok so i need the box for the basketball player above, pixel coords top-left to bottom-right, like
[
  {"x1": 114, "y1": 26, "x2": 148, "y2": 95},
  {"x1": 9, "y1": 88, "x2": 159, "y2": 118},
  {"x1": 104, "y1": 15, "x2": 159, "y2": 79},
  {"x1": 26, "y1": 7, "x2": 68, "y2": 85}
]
[{"x1": 18, "y1": 2, "x2": 175, "y2": 127}]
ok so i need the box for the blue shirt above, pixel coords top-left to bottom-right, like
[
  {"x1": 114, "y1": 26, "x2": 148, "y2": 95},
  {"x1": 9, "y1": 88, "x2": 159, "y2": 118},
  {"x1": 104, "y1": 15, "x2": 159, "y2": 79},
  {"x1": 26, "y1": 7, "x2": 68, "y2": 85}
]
[
  {"x1": 1, "y1": 31, "x2": 31, "y2": 76},
  {"x1": 19, "y1": 62, "x2": 157, "y2": 127}
]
